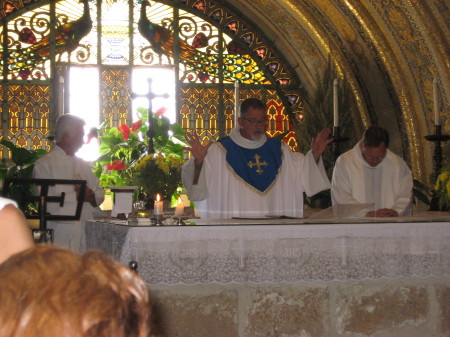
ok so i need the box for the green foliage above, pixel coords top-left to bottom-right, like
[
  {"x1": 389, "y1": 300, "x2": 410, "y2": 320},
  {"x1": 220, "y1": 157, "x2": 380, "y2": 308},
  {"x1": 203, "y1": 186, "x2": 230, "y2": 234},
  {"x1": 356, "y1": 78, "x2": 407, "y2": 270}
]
[
  {"x1": 93, "y1": 108, "x2": 187, "y2": 202},
  {"x1": 412, "y1": 178, "x2": 432, "y2": 206},
  {"x1": 132, "y1": 154, "x2": 183, "y2": 201},
  {"x1": 0, "y1": 139, "x2": 48, "y2": 213},
  {"x1": 434, "y1": 162, "x2": 450, "y2": 211}
]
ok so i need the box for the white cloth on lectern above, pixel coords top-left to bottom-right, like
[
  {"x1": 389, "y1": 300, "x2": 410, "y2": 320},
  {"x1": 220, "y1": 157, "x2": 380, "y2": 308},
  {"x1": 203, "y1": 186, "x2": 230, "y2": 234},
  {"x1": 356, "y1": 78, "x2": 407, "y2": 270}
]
[
  {"x1": 331, "y1": 143, "x2": 413, "y2": 216},
  {"x1": 182, "y1": 128, "x2": 330, "y2": 219},
  {"x1": 33, "y1": 145, "x2": 104, "y2": 251}
]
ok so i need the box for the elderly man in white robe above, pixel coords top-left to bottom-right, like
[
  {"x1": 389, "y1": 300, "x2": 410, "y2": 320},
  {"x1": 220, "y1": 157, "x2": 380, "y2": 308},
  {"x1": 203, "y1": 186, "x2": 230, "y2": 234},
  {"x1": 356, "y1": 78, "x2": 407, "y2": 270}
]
[
  {"x1": 331, "y1": 125, "x2": 413, "y2": 217},
  {"x1": 182, "y1": 98, "x2": 333, "y2": 219},
  {"x1": 33, "y1": 114, "x2": 104, "y2": 251}
]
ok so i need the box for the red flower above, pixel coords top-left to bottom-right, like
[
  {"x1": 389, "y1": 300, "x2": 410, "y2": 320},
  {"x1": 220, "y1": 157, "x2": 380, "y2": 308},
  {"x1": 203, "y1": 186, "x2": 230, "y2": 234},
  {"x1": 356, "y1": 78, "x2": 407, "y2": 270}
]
[
  {"x1": 118, "y1": 124, "x2": 130, "y2": 140},
  {"x1": 106, "y1": 160, "x2": 126, "y2": 171},
  {"x1": 155, "y1": 107, "x2": 167, "y2": 117},
  {"x1": 131, "y1": 120, "x2": 142, "y2": 131}
]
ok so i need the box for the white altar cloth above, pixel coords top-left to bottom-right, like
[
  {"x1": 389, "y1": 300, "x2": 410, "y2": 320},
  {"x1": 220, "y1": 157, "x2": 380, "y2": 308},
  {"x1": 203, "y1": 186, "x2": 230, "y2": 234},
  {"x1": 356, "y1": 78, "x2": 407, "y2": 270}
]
[{"x1": 83, "y1": 217, "x2": 450, "y2": 285}]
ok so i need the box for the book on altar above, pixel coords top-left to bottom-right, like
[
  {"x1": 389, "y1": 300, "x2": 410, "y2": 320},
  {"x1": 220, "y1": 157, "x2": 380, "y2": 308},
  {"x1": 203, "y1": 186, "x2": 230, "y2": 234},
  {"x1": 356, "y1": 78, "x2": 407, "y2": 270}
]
[{"x1": 308, "y1": 203, "x2": 376, "y2": 219}]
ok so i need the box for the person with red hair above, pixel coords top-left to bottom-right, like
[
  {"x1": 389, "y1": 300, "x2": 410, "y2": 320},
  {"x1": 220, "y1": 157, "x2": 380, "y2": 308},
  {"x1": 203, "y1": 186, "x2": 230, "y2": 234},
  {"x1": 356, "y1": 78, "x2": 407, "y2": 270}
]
[{"x1": 0, "y1": 245, "x2": 153, "y2": 337}]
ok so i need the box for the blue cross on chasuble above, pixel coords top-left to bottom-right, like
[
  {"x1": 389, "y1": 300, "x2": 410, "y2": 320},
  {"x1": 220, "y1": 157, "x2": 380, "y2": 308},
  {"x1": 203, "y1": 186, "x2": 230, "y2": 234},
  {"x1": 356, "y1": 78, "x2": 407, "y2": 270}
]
[{"x1": 219, "y1": 136, "x2": 282, "y2": 193}]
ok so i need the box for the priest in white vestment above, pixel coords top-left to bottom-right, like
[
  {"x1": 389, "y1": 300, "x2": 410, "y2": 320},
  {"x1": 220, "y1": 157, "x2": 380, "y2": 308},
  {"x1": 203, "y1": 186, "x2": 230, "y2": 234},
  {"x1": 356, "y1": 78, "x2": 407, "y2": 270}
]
[
  {"x1": 331, "y1": 125, "x2": 413, "y2": 217},
  {"x1": 33, "y1": 114, "x2": 104, "y2": 251},
  {"x1": 182, "y1": 98, "x2": 333, "y2": 219}
]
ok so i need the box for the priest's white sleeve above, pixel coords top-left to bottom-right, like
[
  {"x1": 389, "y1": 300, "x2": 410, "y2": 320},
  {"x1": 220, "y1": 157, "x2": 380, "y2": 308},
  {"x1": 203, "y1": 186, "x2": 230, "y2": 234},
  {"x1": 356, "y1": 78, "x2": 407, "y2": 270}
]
[
  {"x1": 76, "y1": 159, "x2": 105, "y2": 206},
  {"x1": 330, "y1": 155, "x2": 360, "y2": 205},
  {"x1": 391, "y1": 160, "x2": 413, "y2": 216},
  {"x1": 181, "y1": 158, "x2": 208, "y2": 201},
  {"x1": 302, "y1": 150, "x2": 331, "y2": 197}
]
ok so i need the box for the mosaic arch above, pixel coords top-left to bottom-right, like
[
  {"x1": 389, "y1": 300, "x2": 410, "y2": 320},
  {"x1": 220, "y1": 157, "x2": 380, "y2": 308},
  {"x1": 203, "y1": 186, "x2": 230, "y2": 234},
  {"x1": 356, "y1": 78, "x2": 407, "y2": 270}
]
[{"x1": 0, "y1": 0, "x2": 306, "y2": 156}]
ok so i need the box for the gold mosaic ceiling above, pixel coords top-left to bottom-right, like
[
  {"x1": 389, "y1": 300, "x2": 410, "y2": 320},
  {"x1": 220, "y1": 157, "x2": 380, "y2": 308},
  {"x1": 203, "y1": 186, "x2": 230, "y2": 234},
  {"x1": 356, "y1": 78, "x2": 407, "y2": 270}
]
[{"x1": 228, "y1": 0, "x2": 450, "y2": 183}]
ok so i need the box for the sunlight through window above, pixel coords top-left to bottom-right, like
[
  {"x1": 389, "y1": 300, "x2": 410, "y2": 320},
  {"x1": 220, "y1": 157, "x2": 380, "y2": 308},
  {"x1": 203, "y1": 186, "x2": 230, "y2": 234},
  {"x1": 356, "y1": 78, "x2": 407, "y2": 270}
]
[
  {"x1": 69, "y1": 66, "x2": 100, "y2": 162},
  {"x1": 132, "y1": 67, "x2": 176, "y2": 124},
  {"x1": 69, "y1": 66, "x2": 176, "y2": 161}
]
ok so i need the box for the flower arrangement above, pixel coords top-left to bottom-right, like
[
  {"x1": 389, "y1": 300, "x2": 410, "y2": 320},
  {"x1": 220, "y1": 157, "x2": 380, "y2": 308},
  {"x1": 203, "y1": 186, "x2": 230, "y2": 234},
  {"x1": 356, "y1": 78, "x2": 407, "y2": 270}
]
[
  {"x1": 434, "y1": 162, "x2": 450, "y2": 211},
  {"x1": 93, "y1": 107, "x2": 186, "y2": 204},
  {"x1": 133, "y1": 153, "x2": 184, "y2": 201}
]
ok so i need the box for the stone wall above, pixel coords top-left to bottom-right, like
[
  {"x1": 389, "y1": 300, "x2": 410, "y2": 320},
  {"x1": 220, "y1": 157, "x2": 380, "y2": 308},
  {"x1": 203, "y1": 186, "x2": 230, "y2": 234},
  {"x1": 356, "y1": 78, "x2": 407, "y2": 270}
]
[{"x1": 149, "y1": 276, "x2": 450, "y2": 337}]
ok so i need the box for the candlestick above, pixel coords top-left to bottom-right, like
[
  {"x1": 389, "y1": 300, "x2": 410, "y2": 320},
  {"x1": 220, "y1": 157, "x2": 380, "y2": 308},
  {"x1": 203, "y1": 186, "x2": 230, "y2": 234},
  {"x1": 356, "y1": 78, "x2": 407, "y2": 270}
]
[
  {"x1": 154, "y1": 193, "x2": 163, "y2": 215},
  {"x1": 234, "y1": 81, "x2": 240, "y2": 127},
  {"x1": 333, "y1": 79, "x2": 339, "y2": 127},
  {"x1": 425, "y1": 125, "x2": 450, "y2": 210},
  {"x1": 433, "y1": 78, "x2": 440, "y2": 125},
  {"x1": 174, "y1": 197, "x2": 185, "y2": 217},
  {"x1": 331, "y1": 126, "x2": 350, "y2": 164}
]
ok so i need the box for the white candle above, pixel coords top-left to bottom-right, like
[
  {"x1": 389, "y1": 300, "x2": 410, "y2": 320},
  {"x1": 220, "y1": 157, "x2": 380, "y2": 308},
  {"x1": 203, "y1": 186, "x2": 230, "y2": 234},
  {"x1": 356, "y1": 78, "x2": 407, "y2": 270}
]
[
  {"x1": 174, "y1": 197, "x2": 185, "y2": 217},
  {"x1": 234, "y1": 81, "x2": 240, "y2": 127},
  {"x1": 333, "y1": 79, "x2": 339, "y2": 127},
  {"x1": 154, "y1": 193, "x2": 163, "y2": 215},
  {"x1": 433, "y1": 78, "x2": 440, "y2": 125}
]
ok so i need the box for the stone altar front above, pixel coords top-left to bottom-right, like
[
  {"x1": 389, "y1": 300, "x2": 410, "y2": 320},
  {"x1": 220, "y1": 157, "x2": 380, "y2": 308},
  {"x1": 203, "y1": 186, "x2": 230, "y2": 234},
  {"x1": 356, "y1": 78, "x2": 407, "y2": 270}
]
[{"x1": 82, "y1": 215, "x2": 450, "y2": 337}]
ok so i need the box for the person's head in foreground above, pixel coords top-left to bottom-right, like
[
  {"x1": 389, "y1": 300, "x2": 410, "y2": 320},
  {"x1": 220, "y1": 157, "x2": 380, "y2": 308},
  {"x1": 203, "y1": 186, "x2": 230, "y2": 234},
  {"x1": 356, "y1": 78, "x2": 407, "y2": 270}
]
[
  {"x1": 238, "y1": 98, "x2": 268, "y2": 141},
  {"x1": 0, "y1": 245, "x2": 152, "y2": 337},
  {"x1": 359, "y1": 125, "x2": 390, "y2": 167}
]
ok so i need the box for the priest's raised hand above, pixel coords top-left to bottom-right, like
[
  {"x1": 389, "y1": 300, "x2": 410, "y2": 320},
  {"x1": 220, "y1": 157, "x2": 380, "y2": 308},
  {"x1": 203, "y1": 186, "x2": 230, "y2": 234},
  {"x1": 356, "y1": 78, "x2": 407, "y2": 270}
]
[
  {"x1": 184, "y1": 132, "x2": 212, "y2": 184},
  {"x1": 311, "y1": 128, "x2": 333, "y2": 162}
]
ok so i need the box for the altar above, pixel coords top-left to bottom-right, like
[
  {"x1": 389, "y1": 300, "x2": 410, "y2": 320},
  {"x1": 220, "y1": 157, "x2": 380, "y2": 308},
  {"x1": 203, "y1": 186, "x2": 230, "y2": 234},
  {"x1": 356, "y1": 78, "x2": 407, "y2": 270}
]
[{"x1": 82, "y1": 214, "x2": 450, "y2": 337}]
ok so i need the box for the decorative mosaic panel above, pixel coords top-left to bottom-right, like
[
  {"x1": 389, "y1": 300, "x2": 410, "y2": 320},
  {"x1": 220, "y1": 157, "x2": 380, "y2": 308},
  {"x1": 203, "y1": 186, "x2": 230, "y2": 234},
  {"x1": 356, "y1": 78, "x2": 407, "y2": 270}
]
[
  {"x1": 180, "y1": 86, "x2": 220, "y2": 143},
  {"x1": 1, "y1": 84, "x2": 51, "y2": 155},
  {"x1": 180, "y1": 86, "x2": 297, "y2": 150},
  {"x1": 100, "y1": 67, "x2": 131, "y2": 128}
]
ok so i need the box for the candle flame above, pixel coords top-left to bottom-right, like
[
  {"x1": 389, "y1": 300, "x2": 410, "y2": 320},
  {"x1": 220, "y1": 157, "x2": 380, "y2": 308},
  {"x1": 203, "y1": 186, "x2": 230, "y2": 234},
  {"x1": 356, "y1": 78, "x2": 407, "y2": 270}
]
[
  {"x1": 177, "y1": 197, "x2": 182, "y2": 204},
  {"x1": 156, "y1": 194, "x2": 161, "y2": 202}
]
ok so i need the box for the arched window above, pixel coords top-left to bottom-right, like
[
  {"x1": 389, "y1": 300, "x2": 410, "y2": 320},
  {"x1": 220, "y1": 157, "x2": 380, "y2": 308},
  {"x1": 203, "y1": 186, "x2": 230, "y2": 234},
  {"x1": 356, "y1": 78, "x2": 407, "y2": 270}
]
[{"x1": 0, "y1": 0, "x2": 304, "y2": 156}]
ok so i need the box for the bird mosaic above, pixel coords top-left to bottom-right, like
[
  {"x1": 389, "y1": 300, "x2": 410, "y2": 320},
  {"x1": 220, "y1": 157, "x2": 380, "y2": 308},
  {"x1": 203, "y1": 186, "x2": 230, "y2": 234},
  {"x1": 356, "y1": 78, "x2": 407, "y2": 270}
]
[
  {"x1": 3, "y1": 0, "x2": 92, "y2": 79},
  {"x1": 138, "y1": 0, "x2": 270, "y2": 84}
]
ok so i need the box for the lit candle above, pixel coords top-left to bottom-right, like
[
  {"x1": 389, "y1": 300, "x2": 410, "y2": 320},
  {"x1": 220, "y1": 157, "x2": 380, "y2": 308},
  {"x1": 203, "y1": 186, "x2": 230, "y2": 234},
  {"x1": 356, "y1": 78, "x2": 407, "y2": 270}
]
[
  {"x1": 433, "y1": 78, "x2": 440, "y2": 125},
  {"x1": 174, "y1": 197, "x2": 185, "y2": 217},
  {"x1": 154, "y1": 193, "x2": 163, "y2": 215},
  {"x1": 234, "y1": 81, "x2": 240, "y2": 127},
  {"x1": 333, "y1": 79, "x2": 339, "y2": 127}
]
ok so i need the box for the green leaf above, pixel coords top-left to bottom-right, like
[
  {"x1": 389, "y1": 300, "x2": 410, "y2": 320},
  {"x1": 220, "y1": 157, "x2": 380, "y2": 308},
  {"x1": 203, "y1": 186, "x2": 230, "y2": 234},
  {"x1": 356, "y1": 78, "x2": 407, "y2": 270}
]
[
  {"x1": 413, "y1": 189, "x2": 431, "y2": 205},
  {"x1": 274, "y1": 131, "x2": 290, "y2": 141}
]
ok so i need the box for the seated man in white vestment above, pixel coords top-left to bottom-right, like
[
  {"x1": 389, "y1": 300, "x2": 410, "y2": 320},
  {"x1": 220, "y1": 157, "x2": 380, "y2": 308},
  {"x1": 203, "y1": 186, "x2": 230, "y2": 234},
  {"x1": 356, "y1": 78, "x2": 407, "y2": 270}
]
[
  {"x1": 33, "y1": 114, "x2": 104, "y2": 251},
  {"x1": 182, "y1": 98, "x2": 333, "y2": 219},
  {"x1": 331, "y1": 125, "x2": 413, "y2": 217}
]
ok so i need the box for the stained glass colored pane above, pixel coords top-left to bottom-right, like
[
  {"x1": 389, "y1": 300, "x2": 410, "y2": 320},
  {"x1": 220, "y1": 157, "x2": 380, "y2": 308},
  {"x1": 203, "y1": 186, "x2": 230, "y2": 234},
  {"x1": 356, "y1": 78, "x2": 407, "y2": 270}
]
[
  {"x1": 180, "y1": 87, "x2": 295, "y2": 149},
  {"x1": 56, "y1": 0, "x2": 98, "y2": 65},
  {"x1": 101, "y1": 0, "x2": 129, "y2": 65},
  {"x1": 100, "y1": 67, "x2": 131, "y2": 128},
  {"x1": 134, "y1": 1, "x2": 174, "y2": 66},
  {"x1": 3, "y1": 2, "x2": 52, "y2": 80},
  {"x1": 1, "y1": 0, "x2": 301, "y2": 159},
  {"x1": 176, "y1": 8, "x2": 269, "y2": 84},
  {"x1": 180, "y1": 87, "x2": 220, "y2": 142},
  {"x1": 1, "y1": 0, "x2": 97, "y2": 80},
  {"x1": 0, "y1": 0, "x2": 42, "y2": 20},
  {"x1": 1, "y1": 84, "x2": 51, "y2": 153}
]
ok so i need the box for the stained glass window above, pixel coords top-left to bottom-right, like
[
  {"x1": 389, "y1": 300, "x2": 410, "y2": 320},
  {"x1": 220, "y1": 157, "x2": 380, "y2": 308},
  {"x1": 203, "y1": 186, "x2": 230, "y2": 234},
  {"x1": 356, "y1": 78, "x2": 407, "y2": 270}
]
[{"x1": 1, "y1": 0, "x2": 304, "y2": 159}]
